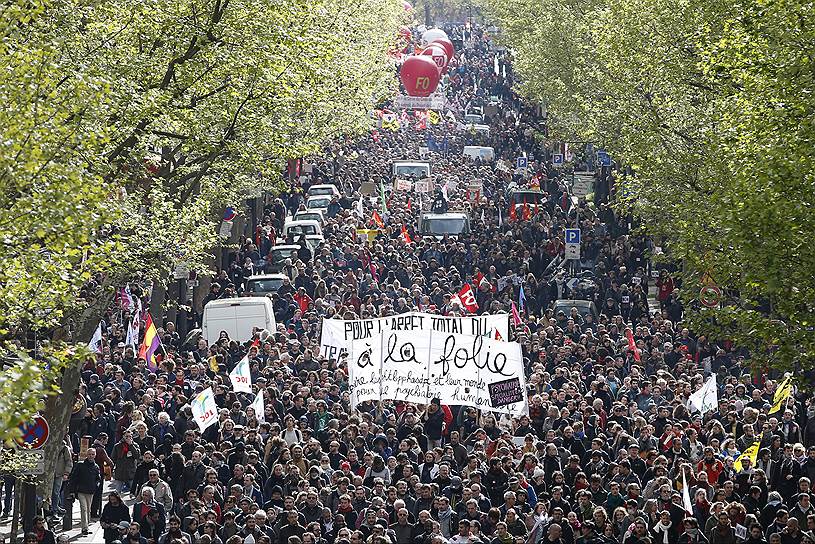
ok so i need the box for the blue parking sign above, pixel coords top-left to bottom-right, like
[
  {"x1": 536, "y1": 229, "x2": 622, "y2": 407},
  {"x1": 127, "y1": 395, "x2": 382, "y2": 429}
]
[
  {"x1": 516, "y1": 156, "x2": 528, "y2": 169},
  {"x1": 565, "y1": 228, "x2": 581, "y2": 244},
  {"x1": 552, "y1": 154, "x2": 564, "y2": 165}
]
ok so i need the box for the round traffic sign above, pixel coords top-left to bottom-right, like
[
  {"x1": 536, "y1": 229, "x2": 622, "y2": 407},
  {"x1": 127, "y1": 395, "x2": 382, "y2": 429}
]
[
  {"x1": 699, "y1": 285, "x2": 722, "y2": 308},
  {"x1": 15, "y1": 415, "x2": 50, "y2": 449}
]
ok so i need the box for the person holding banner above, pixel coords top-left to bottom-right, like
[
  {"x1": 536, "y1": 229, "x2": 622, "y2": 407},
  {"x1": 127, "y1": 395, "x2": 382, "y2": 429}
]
[{"x1": 59, "y1": 20, "x2": 815, "y2": 544}]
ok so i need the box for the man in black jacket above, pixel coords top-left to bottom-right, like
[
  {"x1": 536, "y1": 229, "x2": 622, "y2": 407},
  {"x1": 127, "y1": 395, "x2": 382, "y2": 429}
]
[{"x1": 69, "y1": 447, "x2": 102, "y2": 535}]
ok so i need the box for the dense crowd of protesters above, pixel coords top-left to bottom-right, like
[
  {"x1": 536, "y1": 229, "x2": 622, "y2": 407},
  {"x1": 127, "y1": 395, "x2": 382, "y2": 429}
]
[{"x1": 30, "y1": 22, "x2": 815, "y2": 544}]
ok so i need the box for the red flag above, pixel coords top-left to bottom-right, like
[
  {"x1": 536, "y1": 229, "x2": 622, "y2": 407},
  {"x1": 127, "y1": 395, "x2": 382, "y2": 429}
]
[
  {"x1": 407, "y1": 198, "x2": 412, "y2": 211},
  {"x1": 451, "y1": 284, "x2": 478, "y2": 313},
  {"x1": 511, "y1": 301, "x2": 522, "y2": 326},
  {"x1": 474, "y1": 271, "x2": 485, "y2": 287},
  {"x1": 509, "y1": 203, "x2": 517, "y2": 222},
  {"x1": 372, "y1": 210, "x2": 385, "y2": 229},
  {"x1": 401, "y1": 225, "x2": 412, "y2": 244},
  {"x1": 626, "y1": 328, "x2": 641, "y2": 362},
  {"x1": 495, "y1": 329, "x2": 503, "y2": 341},
  {"x1": 522, "y1": 198, "x2": 531, "y2": 220}
]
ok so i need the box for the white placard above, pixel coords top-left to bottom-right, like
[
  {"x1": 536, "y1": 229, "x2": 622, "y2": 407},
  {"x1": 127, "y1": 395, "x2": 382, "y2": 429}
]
[
  {"x1": 218, "y1": 220, "x2": 233, "y2": 238},
  {"x1": 395, "y1": 178, "x2": 412, "y2": 191},
  {"x1": 320, "y1": 312, "x2": 509, "y2": 361},
  {"x1": 347, "y1": 329, "x2": 528, "y2": 415},
  {"x1": 190, "y1": 387, "x2": 219, "y2": 432},
  {"x1": 415, "y1": 180, "x2": 432, "y2": 193},
  {"x1": 229, "y1": 355, "x2": 253, "y2": 393},
  {"x1": 394, "y1": 94, "x2": 447, "y2": 110}
]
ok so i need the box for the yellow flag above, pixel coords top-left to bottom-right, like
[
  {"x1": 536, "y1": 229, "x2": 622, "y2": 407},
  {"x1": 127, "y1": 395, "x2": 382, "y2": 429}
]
[
  {"x1": 769, "y1": 377, "x2": 792, "y2": 414},
  {"x1": 428, "y1": 110, "x2": 440, "y2": 125},
  {"x1": 209, "y1": 355, "x2": 219, "y2": 373},
  {"x1": 773, "y1": 376, "x2": 792, "y2": 404},
  {"x1": 734, "y1": 441, "x2": 760, "y2": 472}
]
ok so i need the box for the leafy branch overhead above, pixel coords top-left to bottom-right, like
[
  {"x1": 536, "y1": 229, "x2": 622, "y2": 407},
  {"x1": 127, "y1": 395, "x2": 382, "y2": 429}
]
[
  {"x1": 0, "y1": 0, "x2": 406, "y2": 433},
  {"x1": 480, "y1": 0, "x2": 815, "y2": 373},
  {"x1": 0, "y1": 0, "x2": 405, "y2": 337}
]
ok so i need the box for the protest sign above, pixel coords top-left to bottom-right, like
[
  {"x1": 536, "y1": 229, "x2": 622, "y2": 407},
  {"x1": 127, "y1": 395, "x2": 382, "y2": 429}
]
[
  {"x1": 320, "y1": 312, "x2": 509, "y2": 360},
  {"x1": 347, "y1": 329, "x2": 528, "y2": 416},
  {"x1": 229, "y1": 355, "x2": 252, "y2": 393},
  {"x1": 190, "y1": 387, "x2": 219, "y2": 432}
]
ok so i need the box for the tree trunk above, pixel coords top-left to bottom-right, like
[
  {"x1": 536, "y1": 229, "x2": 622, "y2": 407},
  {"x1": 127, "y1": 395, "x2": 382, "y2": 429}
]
[
  {"x1": 150, "y1": 281, "x2": 166, "y2": 322},
  {"x1": 193, "y1": 252, "x2": 216, "y2": 315},
  {"x1": 38, "y1": 288, "x2": 114, "y2": 506},
  {"x1": 165, "y1": 279, "x2": 179, "y2": 327}
]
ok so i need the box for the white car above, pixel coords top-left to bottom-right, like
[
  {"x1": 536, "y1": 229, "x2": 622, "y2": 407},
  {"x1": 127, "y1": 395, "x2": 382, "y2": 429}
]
[
  {"x1": 282, "y1": 219, "x2": 323, "y2": 239},
  {"x1": 307, "y1": 184, "x2": 340, "y2": 198},
  {"x1": 245, "y1": 273, "x2": 289, "y2": 297},
  {"x1": 294, "y1": 209, "x2": 325, "y2": 224},
  {"x1": 306, "y1": 195, "x2": 332, "y2": 212}
]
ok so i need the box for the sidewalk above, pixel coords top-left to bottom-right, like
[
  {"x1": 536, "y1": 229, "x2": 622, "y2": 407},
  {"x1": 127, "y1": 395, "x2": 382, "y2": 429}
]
[{"x1": 0, "y1": 481, "x2": 132, "y2": 543}]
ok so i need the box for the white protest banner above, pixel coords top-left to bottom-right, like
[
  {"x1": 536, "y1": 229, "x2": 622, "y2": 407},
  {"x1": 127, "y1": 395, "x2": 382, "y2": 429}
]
[
  {"x1": 190, "y1": 387, "x2": 219, "y2": 432},
  {"x1": 347, "y1": 329, "x2": 528, "y2": 416},
  {"x1": 320, "y1": 312, "x2": 509, "y2": 360},
  {"x1": 229, "y1": 356, "x2": 253, "y2": 393},
  {"x1": 395, "y1": 178, "x2": 413, "y2": 191},
  {"x1": 251, "y1": 392, "x2": 265, "y2": 423}
]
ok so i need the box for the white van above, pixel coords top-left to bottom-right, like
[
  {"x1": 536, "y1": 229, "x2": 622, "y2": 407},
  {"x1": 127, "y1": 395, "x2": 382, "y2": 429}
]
[
  {"x1": 202, "y1": 297, "x2": 276, "y2": 345},
  {"x1": 392, "y1": 160, "x2": 431, "y2": 179},
  {"x1": 462, "y1": 146, "x2": 495, "y2": 162},
  {"x1": 418, "y1": 212, "x2": 471, "y2": 238}
]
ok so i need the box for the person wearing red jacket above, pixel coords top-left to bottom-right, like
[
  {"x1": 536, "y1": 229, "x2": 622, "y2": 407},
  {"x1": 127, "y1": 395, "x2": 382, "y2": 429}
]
[{"x1": 697, "y1": 447, "x2": 725, "y2": 485}]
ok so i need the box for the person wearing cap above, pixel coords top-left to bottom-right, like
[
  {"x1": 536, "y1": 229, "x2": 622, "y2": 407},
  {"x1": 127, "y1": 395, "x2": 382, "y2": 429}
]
[
  {"x1": 101, "y1": 491, "x2": 131, "y2": 544},
  {"x1": 115, "y1": 520, "x2": 133, "y2": 544}
]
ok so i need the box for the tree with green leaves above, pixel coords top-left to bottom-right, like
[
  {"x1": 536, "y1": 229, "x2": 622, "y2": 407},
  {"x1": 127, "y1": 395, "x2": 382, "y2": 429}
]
[
  {"x1": 1, "y1": 0, "x2": 406, "y2": 509},
  {"x1": 480, "y1": 0, "x2": 815, "y2": 375}
]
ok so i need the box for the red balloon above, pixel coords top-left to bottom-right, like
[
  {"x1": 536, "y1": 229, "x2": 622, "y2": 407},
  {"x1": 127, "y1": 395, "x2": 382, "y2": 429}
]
[
  {"x1": 400, "y1": 55, "x2": 440, "y2": 97},
  {"x1": 421, "y1": 44, "x2": 448, "y2": 73},
  {"x1": 431, "y1": 37, "x2": 455, "y2": 61}
]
